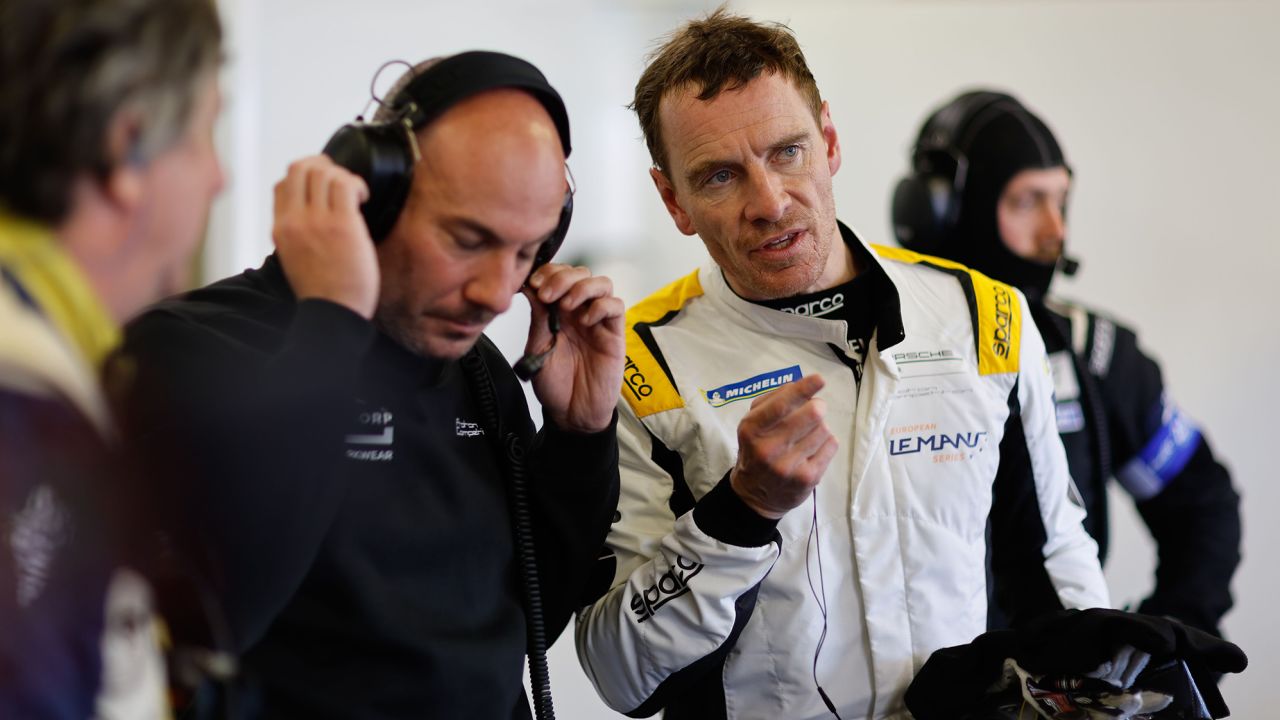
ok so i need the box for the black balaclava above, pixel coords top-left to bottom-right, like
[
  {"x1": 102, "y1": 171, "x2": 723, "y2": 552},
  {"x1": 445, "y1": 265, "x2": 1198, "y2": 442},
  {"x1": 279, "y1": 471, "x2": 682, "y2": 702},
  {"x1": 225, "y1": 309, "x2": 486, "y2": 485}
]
[{"x1": 931, "y1": 93, "x2": 1069, "y2": 303}]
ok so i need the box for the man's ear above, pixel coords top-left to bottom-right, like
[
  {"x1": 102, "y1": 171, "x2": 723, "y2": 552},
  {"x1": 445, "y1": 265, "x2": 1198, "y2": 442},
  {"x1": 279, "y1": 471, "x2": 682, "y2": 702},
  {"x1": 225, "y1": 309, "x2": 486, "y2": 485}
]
[
  {"x1": 102, "y1": 109, "x2": 146, "y2": 211},
  {"x1": 820, "y1": 101, "x2": 841, "y2": 178},
  {"x1": 650, "y1": 167, "x2": 696, "y2": 236}
]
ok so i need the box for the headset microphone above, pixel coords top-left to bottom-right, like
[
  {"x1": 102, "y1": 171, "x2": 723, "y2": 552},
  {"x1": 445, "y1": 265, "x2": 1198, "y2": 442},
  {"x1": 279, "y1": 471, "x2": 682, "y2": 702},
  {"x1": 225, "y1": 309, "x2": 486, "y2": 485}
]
[
  {"x1": 1059, "y1": 254, "x2": 1081, "y2": 276},
  {"x1": 512, "y1": 181, "x2": 574, "y2": 382},
  {"x1": 513, "y1": 306, "x2": 560, "y2": 381}
]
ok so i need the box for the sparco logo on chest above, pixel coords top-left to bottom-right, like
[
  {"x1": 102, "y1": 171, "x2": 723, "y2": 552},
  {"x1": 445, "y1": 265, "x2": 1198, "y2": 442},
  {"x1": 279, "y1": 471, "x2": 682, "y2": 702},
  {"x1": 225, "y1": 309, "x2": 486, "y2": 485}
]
[
  {"x1": 624, "y1": 355, "x2": 652, "y2": 400},
  {"x1": 781, "y1": 292, "x2": 844, "y2": 318},
  {"x1": 992, "y1": 285, "x2": 1013, "y2": 358}
]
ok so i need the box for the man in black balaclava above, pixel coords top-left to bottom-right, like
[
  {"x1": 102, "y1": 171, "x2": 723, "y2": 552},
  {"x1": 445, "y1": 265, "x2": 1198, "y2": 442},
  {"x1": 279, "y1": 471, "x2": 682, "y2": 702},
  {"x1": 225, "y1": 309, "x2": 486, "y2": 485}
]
[
  {"x1": 893, "y1": 90, "x2": 1242, "y2": 640},
  {"x1": 931, "y1": 92, "x2": 1066, "y2": 303}
]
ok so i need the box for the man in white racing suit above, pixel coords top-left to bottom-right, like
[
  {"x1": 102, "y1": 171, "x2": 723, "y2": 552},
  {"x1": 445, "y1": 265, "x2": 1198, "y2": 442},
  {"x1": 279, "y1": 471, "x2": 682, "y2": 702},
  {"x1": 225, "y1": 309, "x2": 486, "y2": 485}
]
[{"x1": 574, "y1": 9, "x2": 1110, "y2": 720}]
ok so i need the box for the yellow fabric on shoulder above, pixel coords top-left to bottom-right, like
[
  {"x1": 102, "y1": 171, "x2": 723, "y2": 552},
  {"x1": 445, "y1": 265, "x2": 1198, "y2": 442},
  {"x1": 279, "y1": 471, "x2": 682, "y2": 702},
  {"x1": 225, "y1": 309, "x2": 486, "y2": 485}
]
[
  {"x1": 872, "y1": 244, "x2": 1021, "y2": 376},
  {"x1": 0, "y1": 210, "x2": 121, "y2": 370},
  {"x1": 622, "y1": 270, "x2": 703, "y2": 418}
]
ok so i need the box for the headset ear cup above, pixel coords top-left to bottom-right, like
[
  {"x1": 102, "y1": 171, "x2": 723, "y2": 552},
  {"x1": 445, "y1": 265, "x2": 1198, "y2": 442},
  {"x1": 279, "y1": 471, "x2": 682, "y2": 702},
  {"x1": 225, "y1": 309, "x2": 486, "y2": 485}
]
[
  {"x1": 322, "y1": 123, "x2": 416, "y2": 242},
  {"x1": 892, "y1": 174, "x2": 945, "y2": 254},
  {"x1": 531, "y1": 188, "x2": 572, "y2": 271},
  {"x1": 896, "y1": 91, "x2": 1020, "y2": 260}
]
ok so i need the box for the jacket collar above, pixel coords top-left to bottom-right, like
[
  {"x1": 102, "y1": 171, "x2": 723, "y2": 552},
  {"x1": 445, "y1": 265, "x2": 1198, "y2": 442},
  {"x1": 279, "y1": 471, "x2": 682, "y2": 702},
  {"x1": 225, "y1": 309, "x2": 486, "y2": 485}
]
[
  {"x1": 0, "y1": 211, "x2": 121, "y2": 369},
  {"x1": 0, "y1": 213, "x2": 117, "y2": 436}
]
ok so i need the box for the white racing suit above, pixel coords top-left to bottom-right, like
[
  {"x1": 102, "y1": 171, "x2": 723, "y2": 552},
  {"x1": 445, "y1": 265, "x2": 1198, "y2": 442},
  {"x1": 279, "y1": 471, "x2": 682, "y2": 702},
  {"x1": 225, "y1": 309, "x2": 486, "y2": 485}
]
[{"x1": 575, "y1": 225, "x2": 1110, "y2": 720}]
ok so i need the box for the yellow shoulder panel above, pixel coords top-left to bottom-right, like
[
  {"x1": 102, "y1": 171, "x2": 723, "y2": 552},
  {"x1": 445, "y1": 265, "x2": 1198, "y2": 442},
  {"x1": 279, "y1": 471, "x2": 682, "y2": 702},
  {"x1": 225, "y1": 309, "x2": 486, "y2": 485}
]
[
  {"x1": 968, "y1": 272, "x2": 1021, "y2": 376},
  {"x1": 622, "y1": 270, "x2": 703, "y2": 418},
  {"x1": 871, "y1": 243, "x2": 969, "y2": 272},
  {"x1": 872, "y1": 244, "x2": 1021, "y2": 375}
]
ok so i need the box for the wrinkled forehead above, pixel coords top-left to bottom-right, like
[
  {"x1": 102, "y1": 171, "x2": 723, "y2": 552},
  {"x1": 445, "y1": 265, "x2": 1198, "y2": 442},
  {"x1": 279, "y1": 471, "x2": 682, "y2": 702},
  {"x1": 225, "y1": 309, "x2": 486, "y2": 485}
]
[{"x1": 658, "y1": 75, "x2": 820, "y2": 169}]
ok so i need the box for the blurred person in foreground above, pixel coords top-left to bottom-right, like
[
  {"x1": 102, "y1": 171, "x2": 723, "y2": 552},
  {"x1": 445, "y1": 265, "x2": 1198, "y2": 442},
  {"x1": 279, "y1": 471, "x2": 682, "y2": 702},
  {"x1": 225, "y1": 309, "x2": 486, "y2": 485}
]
[{"x1": 0, "y1": 0, "x2": 224, "y2": 716}]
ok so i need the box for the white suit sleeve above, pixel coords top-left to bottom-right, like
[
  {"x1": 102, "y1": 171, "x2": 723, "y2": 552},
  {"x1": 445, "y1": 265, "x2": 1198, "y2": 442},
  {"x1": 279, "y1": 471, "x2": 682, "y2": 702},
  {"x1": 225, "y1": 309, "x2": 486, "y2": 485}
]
[{"x1": 574, "y1": 402, "x2": 780, "y2": 716}]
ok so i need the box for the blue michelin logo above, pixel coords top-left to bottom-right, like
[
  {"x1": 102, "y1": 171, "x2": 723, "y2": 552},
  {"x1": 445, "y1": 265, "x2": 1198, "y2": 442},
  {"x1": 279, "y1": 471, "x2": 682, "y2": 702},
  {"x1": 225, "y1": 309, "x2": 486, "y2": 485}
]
[{"x1": 704, "y1": 365, "x2": 802, "y2": 408}]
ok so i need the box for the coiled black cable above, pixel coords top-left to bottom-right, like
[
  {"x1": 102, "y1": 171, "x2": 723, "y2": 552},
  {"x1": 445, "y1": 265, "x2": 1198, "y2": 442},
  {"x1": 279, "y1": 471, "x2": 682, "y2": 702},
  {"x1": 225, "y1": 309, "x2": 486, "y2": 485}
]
[{"x1": 461, "y1": 348, "x2": 556, "y2": 720}]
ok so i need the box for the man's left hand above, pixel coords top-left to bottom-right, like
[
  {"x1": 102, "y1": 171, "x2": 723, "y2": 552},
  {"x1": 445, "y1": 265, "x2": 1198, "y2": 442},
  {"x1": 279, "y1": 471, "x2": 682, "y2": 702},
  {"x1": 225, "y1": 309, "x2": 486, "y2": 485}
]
[{"x1": 523, "y1": 264, "x2": 625, "y2": 434}]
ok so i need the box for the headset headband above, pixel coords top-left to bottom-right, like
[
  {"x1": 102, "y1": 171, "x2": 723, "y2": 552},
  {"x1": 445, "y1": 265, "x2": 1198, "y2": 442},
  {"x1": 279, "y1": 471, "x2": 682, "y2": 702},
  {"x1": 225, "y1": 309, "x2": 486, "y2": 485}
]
[
  {"x1": 892, "y1": 90, "x2": 1026, "y2": 254},
  {"x1": 915, "y1": 91, "x2": 1018, "y2": 168},
  {"x1": 393, "y1": 50, "x2": 572, "y2": 158},
  {"x1": 324, "y1": 50, "x2": 574, "y2": 244}
]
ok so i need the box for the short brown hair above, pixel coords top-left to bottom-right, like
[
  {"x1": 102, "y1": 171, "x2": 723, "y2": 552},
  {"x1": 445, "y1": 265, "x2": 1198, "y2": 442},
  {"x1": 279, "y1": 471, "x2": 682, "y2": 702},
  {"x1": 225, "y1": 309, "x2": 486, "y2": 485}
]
[
  {"x1": 0, "y1": 0, "x2": 223, "y2": 223},
  {"x1": 631, "y1": 6, "x2": 822, "y2": 173}
]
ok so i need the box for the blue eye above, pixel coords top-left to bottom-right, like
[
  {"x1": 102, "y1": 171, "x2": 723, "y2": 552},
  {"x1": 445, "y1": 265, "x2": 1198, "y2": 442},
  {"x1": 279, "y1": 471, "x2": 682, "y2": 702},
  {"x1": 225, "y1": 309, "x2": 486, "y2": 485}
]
[
  {"x1": 778, "y1": 145, "x2": 801, "y2": 161},
  {"x1": 707, "y1": 169, "x2": 733, "y2": 186}
]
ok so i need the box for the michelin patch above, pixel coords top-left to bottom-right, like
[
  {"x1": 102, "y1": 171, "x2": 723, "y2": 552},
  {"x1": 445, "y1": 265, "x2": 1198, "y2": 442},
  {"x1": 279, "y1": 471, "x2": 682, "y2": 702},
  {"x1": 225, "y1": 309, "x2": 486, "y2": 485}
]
[{"x1": 704, "y1": 365, "x2": 802, "y2": 408}]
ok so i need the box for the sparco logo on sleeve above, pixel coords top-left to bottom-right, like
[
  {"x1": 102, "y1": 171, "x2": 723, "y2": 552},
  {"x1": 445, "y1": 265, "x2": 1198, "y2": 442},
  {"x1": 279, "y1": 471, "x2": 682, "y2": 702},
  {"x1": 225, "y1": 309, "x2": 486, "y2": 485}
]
[
  {"x1": 630, "y1": 555, "x2": 704, "y2": 623},
  {"x1": 992, "y1": 285, "x2": 1013, "y2": 358},
  {"x1": 623, "y1": 355, "x2": 652, "y2": 400},
  {"x1": 704, "y1": 365, "x2": 802, "y2": 408}
]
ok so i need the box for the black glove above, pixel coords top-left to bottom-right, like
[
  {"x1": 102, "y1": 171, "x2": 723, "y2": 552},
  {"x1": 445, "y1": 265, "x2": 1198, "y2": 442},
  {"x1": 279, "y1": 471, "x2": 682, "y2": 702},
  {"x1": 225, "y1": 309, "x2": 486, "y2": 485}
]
[
  {"x1": 905, "y1": 609, "x2": 1247, "y2": 720},
  {"x1": 1014, "y1": 608, "x2": 1245, "y2": 677}
]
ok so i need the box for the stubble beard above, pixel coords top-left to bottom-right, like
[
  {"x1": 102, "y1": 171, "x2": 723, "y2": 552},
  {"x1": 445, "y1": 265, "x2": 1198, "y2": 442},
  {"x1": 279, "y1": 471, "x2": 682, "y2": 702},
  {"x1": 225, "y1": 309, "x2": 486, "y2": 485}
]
[
  {"x1": 737, "y1": 209, "x2": 836, "y2": 300},
  {"x1": 373, "y1": 301, "x2": 481, "y2": 361}
]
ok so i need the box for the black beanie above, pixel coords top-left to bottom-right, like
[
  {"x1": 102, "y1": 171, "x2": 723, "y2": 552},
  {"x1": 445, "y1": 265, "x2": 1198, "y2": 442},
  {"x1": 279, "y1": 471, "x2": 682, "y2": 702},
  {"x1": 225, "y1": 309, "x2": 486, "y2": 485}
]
[{"x1": 930, "y1": 92, "x2": 1069, "y2": 302}]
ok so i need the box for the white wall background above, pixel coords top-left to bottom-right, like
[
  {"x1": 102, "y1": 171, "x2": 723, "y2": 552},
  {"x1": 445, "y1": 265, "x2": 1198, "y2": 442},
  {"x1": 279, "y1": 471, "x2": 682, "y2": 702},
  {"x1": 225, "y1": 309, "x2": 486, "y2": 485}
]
[{"x1": 207, "y1": 0, "x2": 1279, "y2": 716}]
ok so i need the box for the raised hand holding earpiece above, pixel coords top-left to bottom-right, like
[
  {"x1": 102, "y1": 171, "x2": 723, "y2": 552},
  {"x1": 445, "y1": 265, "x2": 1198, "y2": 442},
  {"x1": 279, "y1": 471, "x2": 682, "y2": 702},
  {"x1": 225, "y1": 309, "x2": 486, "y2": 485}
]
[{"x1": 522, "y1": 263, "x2": 625, "y2": 434}]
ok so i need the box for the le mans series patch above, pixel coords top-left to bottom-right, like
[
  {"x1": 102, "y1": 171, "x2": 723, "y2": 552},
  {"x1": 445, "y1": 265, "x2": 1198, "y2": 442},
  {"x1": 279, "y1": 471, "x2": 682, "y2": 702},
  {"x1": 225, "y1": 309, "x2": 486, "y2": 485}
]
[{"x1": 703, "y1": 365, "x2": 803, "y2": 408}]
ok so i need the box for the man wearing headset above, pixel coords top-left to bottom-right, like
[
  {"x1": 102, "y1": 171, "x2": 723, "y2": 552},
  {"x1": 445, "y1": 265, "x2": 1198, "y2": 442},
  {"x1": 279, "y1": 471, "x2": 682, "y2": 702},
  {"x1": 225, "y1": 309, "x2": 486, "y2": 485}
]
[
  {"x1": 573, "y1": 10, "x2": 1109, "y2": 720},
  {"x1": 892, "y1": 90, "x2": 1241, "y2": 638},
  {"x1": 0, "y1": 0, "x2": 224, "y2": 715},
  {"x1": 117, "y1": 53, "x2": 624, "y2": 718}
]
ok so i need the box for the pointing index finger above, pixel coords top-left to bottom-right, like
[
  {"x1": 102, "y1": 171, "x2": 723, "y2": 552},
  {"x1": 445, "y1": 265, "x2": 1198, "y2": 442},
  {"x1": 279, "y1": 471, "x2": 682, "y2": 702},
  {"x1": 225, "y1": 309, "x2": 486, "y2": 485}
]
[{"x1": 746, "y1": 373, "x2": 825, "y2": 430}]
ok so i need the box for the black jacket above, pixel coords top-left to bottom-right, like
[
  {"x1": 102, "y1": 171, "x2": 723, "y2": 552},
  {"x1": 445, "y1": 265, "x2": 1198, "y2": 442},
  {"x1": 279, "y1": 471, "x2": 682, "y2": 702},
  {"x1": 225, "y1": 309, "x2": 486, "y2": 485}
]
[
  {"x1": 1031, "y1": 299, "x2": 1241, "y2": 637},
  {"x1": 118, "y1": 255, "x2": 620, "y2": 719}
]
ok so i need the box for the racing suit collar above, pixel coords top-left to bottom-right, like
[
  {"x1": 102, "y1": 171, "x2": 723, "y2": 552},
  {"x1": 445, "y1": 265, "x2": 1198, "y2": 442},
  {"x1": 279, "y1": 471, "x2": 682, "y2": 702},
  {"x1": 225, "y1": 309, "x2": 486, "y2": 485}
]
[
  {"x1": 705, "y1": 220, "x2": 905, "y2": 354},
  {"x1": 837, "y1": 220, "x2": 905, "y2": 352}
]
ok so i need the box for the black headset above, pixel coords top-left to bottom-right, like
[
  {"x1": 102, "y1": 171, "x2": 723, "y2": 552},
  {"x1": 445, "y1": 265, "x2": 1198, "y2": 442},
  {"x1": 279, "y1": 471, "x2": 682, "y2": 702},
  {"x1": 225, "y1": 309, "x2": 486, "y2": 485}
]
[
  {"x1": 321, "y1": 50, "x2": 573, "y2": 270},
  {"x1": 890, "y1": 90, "x2": 1024, "y2": 255}
]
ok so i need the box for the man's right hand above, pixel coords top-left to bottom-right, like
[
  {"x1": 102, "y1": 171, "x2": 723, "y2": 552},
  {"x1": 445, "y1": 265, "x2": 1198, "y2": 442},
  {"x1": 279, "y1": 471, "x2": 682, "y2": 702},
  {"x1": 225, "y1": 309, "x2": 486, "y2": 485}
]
[
  {"x1": 730, "y1": 374, "x2": 838, "y2": 519},
  {"x1": 272, "y1": 156, "x2": 380, "y2": 319}
]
